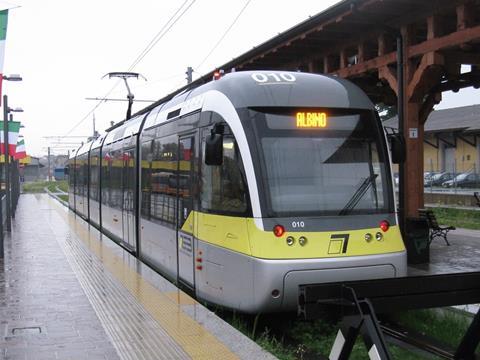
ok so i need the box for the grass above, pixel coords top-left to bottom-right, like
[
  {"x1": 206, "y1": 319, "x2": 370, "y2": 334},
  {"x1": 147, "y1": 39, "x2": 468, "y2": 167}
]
[
  {"x1": 58, "y1": 194, "x2": 69, "y2": 202},
  {"x1": 429, "y1": 207, "x2": 480, "y2": 230},
  {"x1": 220, "y1": 311, "x2": 428, "y2": 360},
  {"x1": 22, "y1": 180, "x2": 68, "y2": 194},
  {"x1": 389, "y1": 308, "x2": 472, "y2": 349}
]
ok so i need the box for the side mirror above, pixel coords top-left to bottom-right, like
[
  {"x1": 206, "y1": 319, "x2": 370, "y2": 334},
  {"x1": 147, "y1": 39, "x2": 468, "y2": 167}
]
[
  {"x1": 205, "y1": 133, "x2": 223, "y2": 165},
  {"x1": 389, "y1": 133, "x2": 405, "y2": 164}
]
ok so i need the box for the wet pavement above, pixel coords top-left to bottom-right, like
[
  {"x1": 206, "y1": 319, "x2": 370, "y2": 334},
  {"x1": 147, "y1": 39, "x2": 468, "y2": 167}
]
[
  {"x1": 0, "y1": 194, "x2": 276, "y2": 360},
  {"x1": 408, "y1": 228, "x2": 480, "y2": 276}
]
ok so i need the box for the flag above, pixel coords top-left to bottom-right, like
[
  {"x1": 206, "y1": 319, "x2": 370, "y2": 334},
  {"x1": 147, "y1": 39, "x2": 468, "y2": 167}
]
[
  {"x1": 13, "y1": 138, "x2": 26, "y2": 159},
  {"x1": 0, "y1": 120, "x2": 20, "y2": 154},
  {"x1": 0, "y1": 10, "x2": 8, "y2": 105}
]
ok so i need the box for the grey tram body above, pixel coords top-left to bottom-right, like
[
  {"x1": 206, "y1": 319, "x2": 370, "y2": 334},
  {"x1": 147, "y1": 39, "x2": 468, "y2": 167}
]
[{"x1": 68, "y1": 71, "x2": 407, "y2": 313}]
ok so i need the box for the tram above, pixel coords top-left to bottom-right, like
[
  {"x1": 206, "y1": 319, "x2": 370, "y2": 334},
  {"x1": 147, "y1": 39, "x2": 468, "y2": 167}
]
[{"x1": 69, "y1": 71, "x2": 407, "y2": 313}]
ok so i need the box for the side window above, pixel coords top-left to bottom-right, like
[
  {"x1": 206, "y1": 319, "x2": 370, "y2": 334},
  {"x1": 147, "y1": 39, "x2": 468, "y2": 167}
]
[
  {"x1": 201, "y1": 130, "x2": 248, "y2": 215},
  {"x1": 150, "y1": 135, "x2": 178, "y2": 224},
  {"x1": 140, "y1": 140, "x2": 153, "y2": 218}
]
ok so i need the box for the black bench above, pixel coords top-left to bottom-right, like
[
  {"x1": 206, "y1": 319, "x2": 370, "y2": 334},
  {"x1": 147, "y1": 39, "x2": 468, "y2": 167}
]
[{"x1": 418, "y1": 209, "x2": 455, "y2": 246}]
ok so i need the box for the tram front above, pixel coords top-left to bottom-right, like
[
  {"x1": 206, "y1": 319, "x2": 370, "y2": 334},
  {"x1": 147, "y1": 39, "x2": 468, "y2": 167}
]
[{"x1": 198, "y1": 71, "x2": 406, "y2": 312}]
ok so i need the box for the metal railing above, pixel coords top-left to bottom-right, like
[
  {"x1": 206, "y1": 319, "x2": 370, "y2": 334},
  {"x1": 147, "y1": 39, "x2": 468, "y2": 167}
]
[{"x1": 0, "y1": 160, "x2": 21, "y2": 258}]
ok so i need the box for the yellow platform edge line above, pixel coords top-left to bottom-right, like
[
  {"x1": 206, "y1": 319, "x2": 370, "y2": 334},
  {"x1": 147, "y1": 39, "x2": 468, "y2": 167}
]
[{"x1": 49, "y1": 198, "x2": 239, "y2": 360}]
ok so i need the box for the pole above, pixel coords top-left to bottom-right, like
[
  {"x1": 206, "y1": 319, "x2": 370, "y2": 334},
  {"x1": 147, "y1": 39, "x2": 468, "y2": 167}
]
[
  {"x1": 186, "y1": 67, "x2": 193, "y2": 84},
  {"x1": 3, "y1": 94, "x2": 11, "y2": 232},
  {"x1": 47, "y1": 146, "x2": 51, "y2": 181},
  {"x1": 396, "y1": 35, "x2": 405, "y2": 235}
]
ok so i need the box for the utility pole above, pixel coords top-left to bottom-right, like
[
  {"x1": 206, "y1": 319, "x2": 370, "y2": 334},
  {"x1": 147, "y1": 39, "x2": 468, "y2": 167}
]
[
  {"x1": 47, "y1": 147, "x2": 51, "y2": 181},
  {"x1": 186, "y1": 66, "x2": 193, "y2": 84}
]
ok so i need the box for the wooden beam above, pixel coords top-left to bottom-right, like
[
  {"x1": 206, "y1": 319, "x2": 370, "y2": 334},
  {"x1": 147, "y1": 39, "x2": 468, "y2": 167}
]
[
  {"x1": 378, "y1": 33, "x2": 386, "y2": 56},
  {"x1": 378, "y1": 66, "x2": 398, "y2": 95},
  {"x1": 340, "y1": 49, "x2": 347, "y2": 69},
  {"x1": 335, "y1": 24, "x2": 480, "y2": 78},
  {"x1": 456, "y1": 2, "x2": 475, "y2": 31},
  {"x1": 333, "y1": 52, "x2": 397, "y2": 77},
  {"x1": 236, "y1": 0, "x2": 383, "y2": 69},
  {"x1": 427, "y1": 15, "x2": 442, "y2": 39},
  {"x1": 419, "y1": 92, "x2": 441, "y2": 125},
  {"x1": 357, "y1": 42, "x2": 365, "y2": 63},
  {"x1": 409, "y1": 24, "x2": 480, "y2": 58},
  {"x1": 407, "y1": 52, "x2": 445, "y2": 101},
  {"x1": 324, "y1": 55, "x2": 335, "y2": 73}
]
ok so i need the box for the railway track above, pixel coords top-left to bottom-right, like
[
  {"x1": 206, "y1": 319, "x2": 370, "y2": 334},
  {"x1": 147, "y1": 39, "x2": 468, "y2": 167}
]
[{"x1": 381, "y1": 323, "x2": 455, "y2": 359}]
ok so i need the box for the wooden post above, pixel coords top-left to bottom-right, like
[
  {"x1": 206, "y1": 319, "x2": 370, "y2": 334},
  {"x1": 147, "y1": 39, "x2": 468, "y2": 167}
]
[{"x1": 401, "y1": 25, "x2": 425, "y2": 218}]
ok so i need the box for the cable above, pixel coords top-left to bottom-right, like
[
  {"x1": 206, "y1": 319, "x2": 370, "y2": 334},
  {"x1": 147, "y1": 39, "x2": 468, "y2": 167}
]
[
  {"x1": 64, "y1": 0, "x2": 196, "y2": 137},
  {"x1": 196, "y1": 0, "x2": 252, "y2": 72},
  {"x1": 128, "y1": 0, "x2": 197, "y2": 71},
  {"x1": 64, "y1": 80, "x2": 120, "y2": 136},
  {"x1": 127, "y1": 0, "x2": 190, "y2": 71}
]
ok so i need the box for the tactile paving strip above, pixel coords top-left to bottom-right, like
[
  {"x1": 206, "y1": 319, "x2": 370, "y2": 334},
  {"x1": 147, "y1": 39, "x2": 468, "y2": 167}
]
[
  {"x1": 58, "y1": 225, "x2": 190, "y2": 359},
  {"x1": 50, "y1": 198, "x2": 238, "y2": 360}
]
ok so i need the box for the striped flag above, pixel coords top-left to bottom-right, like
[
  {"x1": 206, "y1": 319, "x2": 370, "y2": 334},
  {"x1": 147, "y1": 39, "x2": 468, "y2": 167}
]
[
  {"x1": 0, "y1": 10, "x2": 8, "y2": 105},
  {"x1": 13, "y1": 138, "x2": 26, "y2": 159},
  {"x1": 0, "y1": 120, "x2": 20, "y2": 154}
]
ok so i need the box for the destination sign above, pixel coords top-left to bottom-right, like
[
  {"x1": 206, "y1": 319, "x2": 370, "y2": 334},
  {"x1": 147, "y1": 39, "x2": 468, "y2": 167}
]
[{"x1": 295, "y1": 112, "x2": 327, "y2": 128}]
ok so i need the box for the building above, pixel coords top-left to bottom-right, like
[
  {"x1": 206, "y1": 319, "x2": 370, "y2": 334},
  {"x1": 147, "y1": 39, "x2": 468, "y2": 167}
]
[{"x1": 384, "y1": 104, "x2": 480, "y2": 174}]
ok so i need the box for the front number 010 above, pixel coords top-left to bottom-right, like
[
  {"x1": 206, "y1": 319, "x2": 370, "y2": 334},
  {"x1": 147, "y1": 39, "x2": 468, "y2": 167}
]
[
  {"x1": 251, "y1": 72, "x2": 296, "y2": 83},
  {"x1": 292, "y1": 221, "x2": 305, "y2": 228}
]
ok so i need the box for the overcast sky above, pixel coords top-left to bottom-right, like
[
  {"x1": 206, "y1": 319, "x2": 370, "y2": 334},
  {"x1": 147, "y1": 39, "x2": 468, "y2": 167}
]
[{"x1": 1, "y1": 0, "x2": 479, "y2": 156}]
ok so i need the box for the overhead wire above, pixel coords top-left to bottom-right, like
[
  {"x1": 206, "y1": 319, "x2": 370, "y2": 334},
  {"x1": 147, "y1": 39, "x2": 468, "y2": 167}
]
[
  {"x1": 127, "y1": 0, "x2": 192, "y2": 71},
  {"x1": 64, "y1": 0, "x2": 196, "y2": 137},
  {"x1": 195, "y1": 0, "x2": 253, "y2": 72}
]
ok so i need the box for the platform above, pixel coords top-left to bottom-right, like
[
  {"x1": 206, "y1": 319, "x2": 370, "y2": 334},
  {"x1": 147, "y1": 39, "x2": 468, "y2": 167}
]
[
  {"x1": 408, "y1": 228, "x2": 480, "y2": 276},
  {"x1": 0, "y1": 194, "x2": 275, "y2": 360}
]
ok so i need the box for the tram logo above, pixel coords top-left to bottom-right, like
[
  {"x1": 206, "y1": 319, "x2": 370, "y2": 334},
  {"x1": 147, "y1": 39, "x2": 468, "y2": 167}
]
[{"x1": 328, "y1": 234, "x2": 350, "y2": 255}]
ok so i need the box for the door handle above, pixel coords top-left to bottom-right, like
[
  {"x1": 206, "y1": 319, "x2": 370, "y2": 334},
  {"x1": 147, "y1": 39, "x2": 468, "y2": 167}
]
[{"x1": 226, "y1": 233, "x2": 238, "y2": 240}]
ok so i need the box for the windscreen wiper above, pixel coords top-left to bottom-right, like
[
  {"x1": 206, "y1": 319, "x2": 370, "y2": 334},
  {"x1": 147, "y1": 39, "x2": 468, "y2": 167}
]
[{"x1": 339, "y1": 174, "x2": 378, "y2": 216}]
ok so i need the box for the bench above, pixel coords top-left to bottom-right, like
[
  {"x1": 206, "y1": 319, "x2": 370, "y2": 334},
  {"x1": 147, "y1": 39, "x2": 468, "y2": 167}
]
[{"x1": 418, "y1": 209, "x2": 455, "y2": 246}]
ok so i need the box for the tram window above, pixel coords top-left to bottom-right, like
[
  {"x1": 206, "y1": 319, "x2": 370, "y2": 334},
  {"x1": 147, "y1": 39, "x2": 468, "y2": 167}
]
[
  {"x1": 145, "y1": 135, "x2": 178, "y2": 225},
  {"x1": 140, "y1": 141, "x2": 153, "y2": 218},
  {"x1": 110, "y1": 149, "x2": 123, "y2": 209},
  {"x1": 201, "y1": 136, "x2": 248, "y2": 215},
  {"x1": 90, "y1": 149, "x2": 100, "y2": 202}
]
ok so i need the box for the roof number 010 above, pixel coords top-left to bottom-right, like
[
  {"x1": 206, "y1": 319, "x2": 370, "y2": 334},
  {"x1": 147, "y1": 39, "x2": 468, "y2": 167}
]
[{"x1": 251, "y1": 72, "x2": 296, "y2": 83}]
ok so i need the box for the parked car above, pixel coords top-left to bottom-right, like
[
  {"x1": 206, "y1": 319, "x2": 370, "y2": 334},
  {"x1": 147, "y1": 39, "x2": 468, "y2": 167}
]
[
  {"x1": 427, "y1": 172, "x2": 455, "y2": 187},
  {"x1": 423, "y1": 171, "x2": 438, "y2": 185},
  {"x1": 442, "y1": 172, "x2": 480, "y2": 188}
]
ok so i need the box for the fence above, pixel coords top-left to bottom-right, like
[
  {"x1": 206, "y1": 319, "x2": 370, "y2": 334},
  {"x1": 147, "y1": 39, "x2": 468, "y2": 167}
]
[
  {"x1": 424, "y1": 161, "x2": 480, "y2": 194},
  {"x1": 0, "y1": 160, "x2": 21, "y2": 258}
]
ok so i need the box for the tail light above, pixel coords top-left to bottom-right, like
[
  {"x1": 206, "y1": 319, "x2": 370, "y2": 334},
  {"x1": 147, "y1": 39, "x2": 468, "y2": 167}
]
[
  {"x1": 379, "y1": 220, "x2": 390, "y2": 232},
  {"x1": 273, "y1": 224, "x2": 285, "y2": 237}
]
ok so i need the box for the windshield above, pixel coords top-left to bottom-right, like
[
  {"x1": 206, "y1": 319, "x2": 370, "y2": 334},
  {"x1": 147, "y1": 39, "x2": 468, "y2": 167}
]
[{"x1": 242, "y1": 108, "x2": 393, "y2": 217}]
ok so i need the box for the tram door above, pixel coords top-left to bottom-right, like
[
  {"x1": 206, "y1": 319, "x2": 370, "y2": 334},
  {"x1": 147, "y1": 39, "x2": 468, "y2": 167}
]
[
  {"x1": 176, "y1": 136, "x2": 195, "y2": 289},
  {"x1": 122, "y1": 148, "x2": 136, "y2": 251}
]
